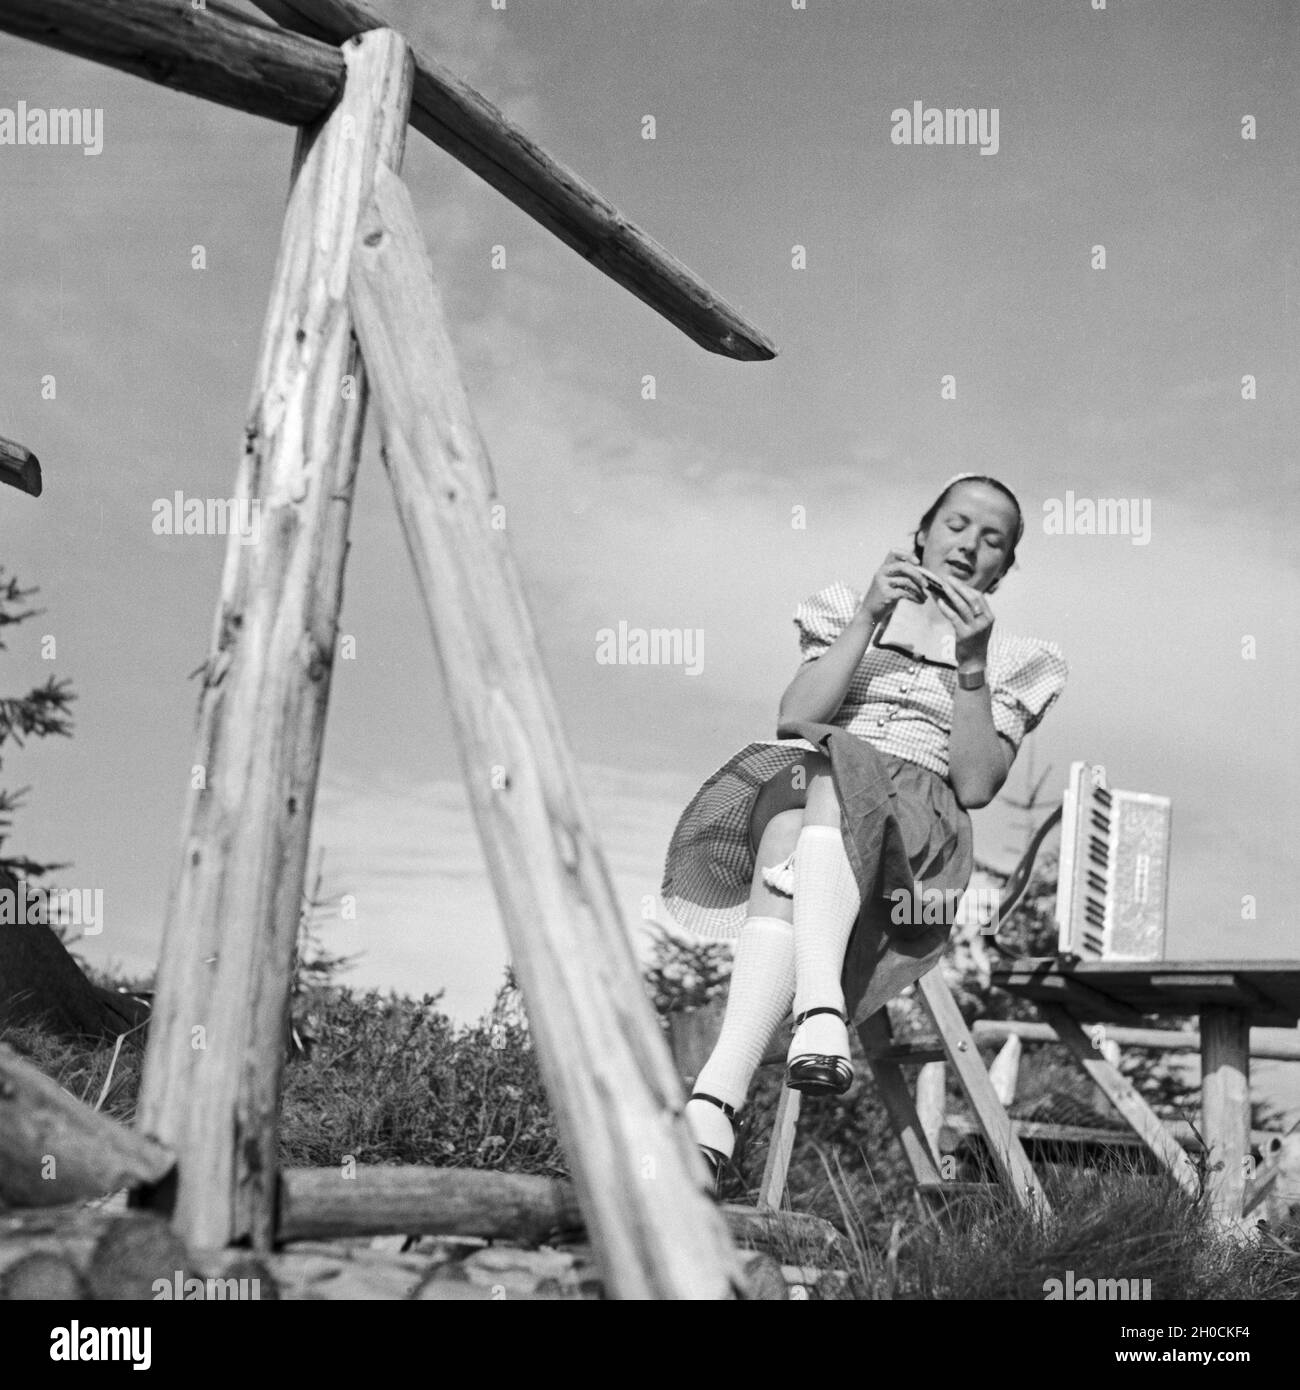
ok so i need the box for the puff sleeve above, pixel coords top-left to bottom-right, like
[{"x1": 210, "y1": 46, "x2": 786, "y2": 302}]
[
  {"x1": 989, "y1": 640, "x2": 1068, "y2": 754},
  {"x1": 792, "y1": 581, "x2": 861, "y2": 665}
]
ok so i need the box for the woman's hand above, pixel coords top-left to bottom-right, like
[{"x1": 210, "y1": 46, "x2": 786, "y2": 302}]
[
  {"x1": 860, "y1": 549, "x2": 928, "y2": 628},
  {"x1": 931, "y1": 575, "x2": 995, "y2": 667}
]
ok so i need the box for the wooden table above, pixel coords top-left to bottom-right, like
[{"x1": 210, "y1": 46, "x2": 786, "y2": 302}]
[{"x1": 991, "y1": 959, "x2": 1300, "y2": 1224}]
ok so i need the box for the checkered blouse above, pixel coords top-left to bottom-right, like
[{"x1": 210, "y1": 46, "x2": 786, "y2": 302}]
[{"x1": 793, "y1": 580, "x2": 1067, "y2": 776}]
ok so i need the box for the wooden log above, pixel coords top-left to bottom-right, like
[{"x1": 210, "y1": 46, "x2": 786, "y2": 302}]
[
  {"x1": 279, "y1": 1168, "x2": 837, "y2": 1270},
  {"x1": 0, "y1": 0, "x2": 343, "y2": 126},
  {"x1": 0, "y1": 1043, "x2": 173, "y2": 1206},
  {"x1": 1201, "y1": 1004, "x2": 1251, "y2": 1224},
  {"x1": 0, "y1": 0, "x2": 775, "y2": 360},
  {"x1": 0, "y1": 435, "x2": 41, "y2": 497},
  {"x1": 135, "y1": 29, "x2": 415, "y2": 1252},
  {"x1": 278, "y1": 1166, "x2": 584, "y2": 1246},
  {"x1": 345, "y1": 165, "x2": 747, "y2": 1300},
  {"x1": 973, "y1": 1017, "x2": 1300, "y2": 1061},
  {"x1": 248, "y1": 0, "x2": 776, "y2": 361},
  {"x1": 1038, "y1": 1003, "x2": 1199, "y2": 1197}
]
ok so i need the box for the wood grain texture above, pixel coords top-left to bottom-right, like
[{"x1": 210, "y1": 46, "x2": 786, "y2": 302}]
[
  {"x1": 249, "y1": 0, "x2": 776, "y2": 360},
  {"x1": 0, "y1": 0, "x2": 343, "y2": 125},
  {"x1": 135, "y1": 29, "x2": 414, "y2": 1252},
  {"x1": 346, "y1": 163, "x2": 748, "y2": 1299},
  {"x1": 0, "y1": 1044, "x2": 173, "y2": 1206},
  {"x1": 278, "y1": 1166, "x2": 585, "y2": 1245},
  {"x1": 1200, "y1": 1004, "x2": 1251, "y2": 1223}
]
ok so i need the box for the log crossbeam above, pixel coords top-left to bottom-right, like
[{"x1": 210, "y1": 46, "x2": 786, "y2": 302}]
[{"x1": 0, "y1": 0, "x2": 775, "y2": 360}]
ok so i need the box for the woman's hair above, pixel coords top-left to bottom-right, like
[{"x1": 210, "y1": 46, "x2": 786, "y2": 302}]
[{"x1": 912, "y1": 474, "x2": 1023, "y2": 588}]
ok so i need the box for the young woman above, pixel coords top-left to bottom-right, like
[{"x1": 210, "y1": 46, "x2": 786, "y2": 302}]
[{"x1": 659, "y1": 474, "x2": 1068, "y2": 1183}]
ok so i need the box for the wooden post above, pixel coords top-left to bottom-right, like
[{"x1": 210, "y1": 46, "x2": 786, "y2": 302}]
[
  {"x1": 344, "y1": 164, "x2": 748, "y2": 1299},
  {"x1": 915, "y1": 1061, "x2": 947, "y2": 1161},
  {"x1": 1201, "y1": 1004, "x2": 1251, "y2": 1224},
  {"x1": 136, "y1": 29, "x2": 415, "y2": 1251}
]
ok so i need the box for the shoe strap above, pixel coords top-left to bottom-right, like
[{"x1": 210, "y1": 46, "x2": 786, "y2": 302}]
[
  {"x1": 690, "y1": 1091, "x2": 737, "y2": 1122},
  {"x1": 794, "y1": 1006, "x2": 847, "y2": 1027}
]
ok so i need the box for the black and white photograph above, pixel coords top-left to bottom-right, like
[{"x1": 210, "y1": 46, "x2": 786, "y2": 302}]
[{"x1": 0, "y1": 0, "x2": 1296, "y2": 1330}]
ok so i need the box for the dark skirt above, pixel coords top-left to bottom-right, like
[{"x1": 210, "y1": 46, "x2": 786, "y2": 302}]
[{"x1": 659, "y1": 719, "x2": 973, "y2": 1028}]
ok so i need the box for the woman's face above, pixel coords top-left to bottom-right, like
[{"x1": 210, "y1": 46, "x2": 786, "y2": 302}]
[{"x1": 919, "y1": 481, "x2": 1019, "y2": 592}]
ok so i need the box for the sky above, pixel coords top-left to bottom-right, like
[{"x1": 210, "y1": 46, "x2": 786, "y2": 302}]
[{"x1": 0, "y1": 1, "x2": 1297, "y2": 1123}]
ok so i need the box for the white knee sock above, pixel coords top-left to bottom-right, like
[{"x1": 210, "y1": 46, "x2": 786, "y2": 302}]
[
  {"x1": 686, "y1": 914, "x2": 795, "y2": 1155},
  {"x1": 790, "y1": 824, "x2": 861, "y2": 1057}
]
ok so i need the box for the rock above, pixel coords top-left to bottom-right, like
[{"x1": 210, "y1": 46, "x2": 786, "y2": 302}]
[
  {"x1": 84, "y1": 1214, "x2": 194, "y2": 1301},
  {"x1": 738, "y1": 1250, "x2": 787, "y2": 1300},
  {"x1": 460, "y1": 1244, "x2": 598, "y2": 1298},
  {"x1": 0, "y1": 1250, "x2": 87, "y2": 1299}
]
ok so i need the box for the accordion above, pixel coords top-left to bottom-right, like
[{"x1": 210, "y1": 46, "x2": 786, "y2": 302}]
[{"x1": 1055, "y1": 761, "x2": 1172, "y2": 961}]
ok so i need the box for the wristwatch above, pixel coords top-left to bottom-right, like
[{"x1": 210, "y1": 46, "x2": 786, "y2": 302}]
[{"x1": 957, "y1": 666, "x2": 986, "y2": 691}]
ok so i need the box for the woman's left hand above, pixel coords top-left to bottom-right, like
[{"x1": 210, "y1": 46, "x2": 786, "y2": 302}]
[{"x1": 932, "y1": 576, "x2": 995, "y2": 667}]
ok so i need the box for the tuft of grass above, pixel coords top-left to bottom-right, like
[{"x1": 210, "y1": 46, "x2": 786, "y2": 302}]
[
  {"x1": 752, "y1": 1153, "x2": 1300, "y2": 1300},
  {"x1": 278, "y1": 974, "x2": 564, "y2": 1176}
]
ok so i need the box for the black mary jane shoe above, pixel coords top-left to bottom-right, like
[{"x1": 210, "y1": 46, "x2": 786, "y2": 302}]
[
  {"x1": 688, "y1": 1091, "x2": 742, "y2": 1190},
  {"x1": 785, "y1": 1006, "x2": 855, "y2": 1097}
]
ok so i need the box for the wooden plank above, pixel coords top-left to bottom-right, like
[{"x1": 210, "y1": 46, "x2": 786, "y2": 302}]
[
  {"x1": 973, "y1": 1018, "x2": 1300, "y2": 1062},
  {"x1": 248, "y1": 0, "x2": 777, "y2": 361},
  {"x1": 0, "y1": 1044, "x2": 174, "y2": 1206},
  {"x1": 915, "y1": 1061, "x2": 946, "y2": 1161},
  {"x1": 995, "y1": 959, "x2": 1300, "y2": 1024},
  {"x1": 757, "y1": 1086, "x2": 800, "y2": 1211},
  {"x1": 858, "y1": 1012, "x2": 945, "y2": 1189},
  {"x1": 135, "y1": 29, "x2": 415, "y2": 1252},
  {"x1": 345, "y1": 163, "x2": 746, "y2": 1300},
  {"x1": 0, "y1": 0, "x2": 343, "y2": 126},
  {"x1": 1037, "y1": 1003, "x2": 1199, "y2": 1196},
  {"x1": 0, "y1": 435, "x2": 41, "y2": 497},
  {"x1": 1201, "y1": 1005, "x2": 1251, "y2": 1224},
  {"x1": 994, "y1": 968, "x2": 1145, "y2": 1022},
  {"x1": 916, "y1": 972, "x2": 1049, "y2": 1214}
]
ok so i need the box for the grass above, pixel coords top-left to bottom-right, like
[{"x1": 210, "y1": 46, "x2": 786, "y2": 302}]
[{"x1": 4, "y1": 952, "x2": 1297, "y2": 1301}]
